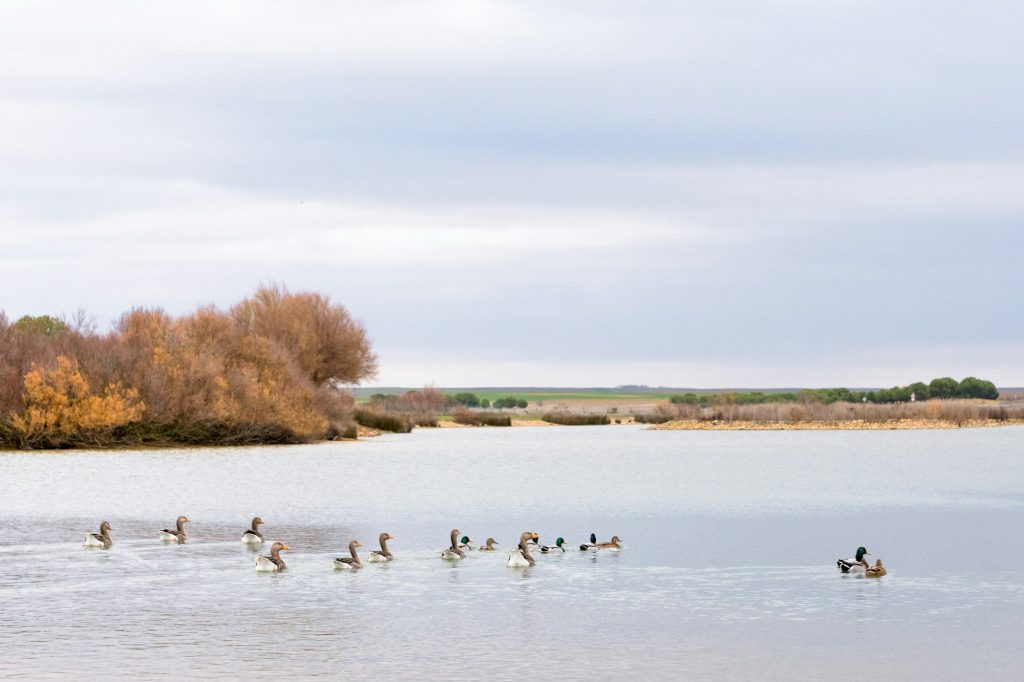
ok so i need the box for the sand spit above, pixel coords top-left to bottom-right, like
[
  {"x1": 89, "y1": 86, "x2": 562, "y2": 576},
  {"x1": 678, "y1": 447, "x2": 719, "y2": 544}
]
[{"x1": 651, "y1": 418, "x2": 1024, "y2": 431}]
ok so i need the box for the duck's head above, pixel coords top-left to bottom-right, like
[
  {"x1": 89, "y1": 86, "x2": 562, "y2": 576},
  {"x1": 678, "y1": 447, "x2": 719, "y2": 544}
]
[
  {"x1": 485, "y1": 537, "x2": 497, "y2": 547},
  {"x1": 349, "y1": 540, "x2": 363, "y2": 549},
  {"x1": 252, "y1": 516, "x2": 264, "y2": 527},
  {"x1": 874, "y1": 559, "x2": 884, "y2": 568},
  {"x1": 178, "y1": 516, "x2": 191, "y2": 524},
  {"x1": 100, "y1": 521, "x2": 112, "y2": 532},
  {"x1": 460, "y1": 535, "x2": 472, "y2": 545},
  {"x1": 555, "y1": 537, "x2": 564, "y2": 547},
  {"x1": 856, "y1": 546, "x2": 870, "y2": 561},
  {"x1": 610, "y1": 535, "x2": 621, "y2": 544},
  {"x1": 271, "y1": 542, "x2": 291, "y2": 552},
  {"x1": 381, "y1": 532, "x2": 394, "y2": 541},
  {"x1": 590, "y1": 533, "x2": 597, "y2": 544}
]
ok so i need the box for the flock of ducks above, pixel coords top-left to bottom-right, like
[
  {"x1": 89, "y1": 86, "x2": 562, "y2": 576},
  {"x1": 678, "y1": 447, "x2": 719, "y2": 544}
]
[
  {"x1": 84, "y1": 518, "x2": 886, "y2": 577},
  {"x1": 81, "y1": 518, "x2": 624, "y2": 572}
]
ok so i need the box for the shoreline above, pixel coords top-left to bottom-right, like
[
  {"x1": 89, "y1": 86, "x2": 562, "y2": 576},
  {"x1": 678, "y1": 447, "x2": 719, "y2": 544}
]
[{"x1": 650, "y1": 418, "x2": 1024, "y2": 431}]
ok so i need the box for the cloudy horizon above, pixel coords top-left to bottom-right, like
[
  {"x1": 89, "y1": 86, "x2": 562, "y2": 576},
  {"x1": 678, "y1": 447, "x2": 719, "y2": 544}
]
[{"x1": 2, "y1": 1, "x2": 1021, "y2": 388}]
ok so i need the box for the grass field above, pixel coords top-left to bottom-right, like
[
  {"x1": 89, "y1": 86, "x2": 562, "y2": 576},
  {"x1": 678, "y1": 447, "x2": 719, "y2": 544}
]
[{"x1": 353, "y1": 387, "x2": 696, "y2": 403}]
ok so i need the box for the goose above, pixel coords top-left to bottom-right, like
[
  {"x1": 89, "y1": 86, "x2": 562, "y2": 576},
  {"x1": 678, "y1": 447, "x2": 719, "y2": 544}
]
[
  {"x1": 441, "y1": 529, "x2": 466, "y2": 560},
  {"x1": 837, "y1": 547, "x2": 871, "y2": 573},
  {"x1": 255, "y1": 542, "x2": 290, "y2": 572},
  {"x1": 596, "y1": 536, "x2": 622, "y2": 550},
  {"x1": 334, "y1": 540, "x2": 364, "y2": 570},
  {"x1": 368, "y1": 533, "x2": 394, "y2": 562},
  {"x1": 865, "y1": 559, "x2": 887, "y2": 578},
  {"x1": 508, "y1": 532, "x2": 539, "y2": 567},
  {"x1": 159, "y1": 516, "x2": 190, "y2": 543},
  {"x1": 241, "y1": 517, "x2": 264, "y2": 545},
  {"x1": 478, "y1": 538, "x2": 499, "y2": 552},
  {"x1": 579, "y1": 533, "x2": 599, "y2": 551},
  {"x1": 458, "y1": 535, "x2": 476, "y2": 551},
  {"x1": 540, "y1": 537, "x2": 566, "y2": 553},
  {"x1": 83, "y1": 521, "x2": 112, "y2": 549}
]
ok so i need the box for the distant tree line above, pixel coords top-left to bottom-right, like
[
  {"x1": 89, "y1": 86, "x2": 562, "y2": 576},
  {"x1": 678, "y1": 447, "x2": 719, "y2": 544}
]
[
  {"x1": 669, "y1": 377, "x2": 1000, "y2": 407},
  {"x1": 445, "y1": 392, "x2": 527, "y2": 410}
]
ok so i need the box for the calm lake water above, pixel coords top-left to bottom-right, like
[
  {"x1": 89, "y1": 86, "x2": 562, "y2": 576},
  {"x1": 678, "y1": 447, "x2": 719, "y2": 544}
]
[{"x1": 2, "y1": 425, "x2": 1022, "y2": 680}]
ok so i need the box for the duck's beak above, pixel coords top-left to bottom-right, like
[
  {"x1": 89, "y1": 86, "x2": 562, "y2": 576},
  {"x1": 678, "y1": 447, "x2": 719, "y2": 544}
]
[{"x1": 282, "y1": 545, "x2": 291, "y2": 551}]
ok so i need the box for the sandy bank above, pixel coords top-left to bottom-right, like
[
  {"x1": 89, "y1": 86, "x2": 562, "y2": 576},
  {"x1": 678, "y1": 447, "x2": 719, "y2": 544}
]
[{"x1": 651, "y1": 418, "x2": 1024, "y2": 431}]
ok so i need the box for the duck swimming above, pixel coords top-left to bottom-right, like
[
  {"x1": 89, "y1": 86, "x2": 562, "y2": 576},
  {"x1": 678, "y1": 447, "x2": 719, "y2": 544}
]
[
  {"x1": 541, "y1": 537, "x2": 566, "y2": 553},
  {"x1": 579, "y1": 533, "x2": 599, "y2": 550},
  {"x1": 83, "y1": 521, "x2": 112, "y2": 549},
  {"x1": 160, "y1": 516, "x2": 190, "y2": 543},
  {"x1": 255, "y1": 542, "x2": 290, "y2": 572},
  {"x1": 596, "y1": 536, "x2": 622, "y2": 550},
  {"x1": 334, "y1": 540, "x2": 364, "y2": 570},
  {"x1": 441, "y1": 529, "x2": 465, "y2": 560},
  {"x1": 837, "y1": 547, "x2": 871, "y2": 573},
  {"x1": 508, "y1": 532, "x2": 539, "y2": 567},
  {"x1": 241, "y1": 517, "x2": 264, "y2": 545},
  {"x1": 865, "y1": 559, "x2": 887, "y2": 578},
  {"x1": 478, "y1": 538, "x2": 499, "y2": 551},
  {"x1": 368, "y1": 532, "x2": 394, "y2": 562}
]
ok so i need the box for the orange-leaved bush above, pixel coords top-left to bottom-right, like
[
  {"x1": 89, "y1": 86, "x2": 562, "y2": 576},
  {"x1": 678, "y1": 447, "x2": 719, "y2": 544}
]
[
  {"x1": 0, "y1": 286, "x2": 375, "y2": 449},
  {"x1": 10, "y1": 356, "x2": 144, "y2": 448}
]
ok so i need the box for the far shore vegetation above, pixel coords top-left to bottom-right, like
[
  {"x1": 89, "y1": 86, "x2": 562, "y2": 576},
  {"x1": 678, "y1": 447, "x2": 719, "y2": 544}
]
[
  {"x1": 2, "y1": 294, "x2": 1020, "y2": 450},
  {"x1": 358, "y1": 379, "x2": 1022, "y2": 433}
]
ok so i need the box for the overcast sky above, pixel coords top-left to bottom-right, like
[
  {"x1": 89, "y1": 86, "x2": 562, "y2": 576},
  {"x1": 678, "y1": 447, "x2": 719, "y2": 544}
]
[{"x1": 1, "y1": 1, "x2": 1021, "y2": 387}]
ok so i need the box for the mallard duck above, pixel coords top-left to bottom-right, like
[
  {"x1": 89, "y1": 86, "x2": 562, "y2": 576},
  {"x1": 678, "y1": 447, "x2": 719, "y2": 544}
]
[
  {"x1": 837, "y1": 546, "x2": 871, "y2": 573},
  {"x1": 441, "y1": 528, "x2": 465, "y2": 560},
  {"x1": 83, "y1": 521, "x2": 112, "y2": 549},
  {"x1": 508, "y1": 532, "x2": 539, "y2": 567},
  {"x1": 241, "y1": 516, "x2": 264, "y2": 545},
  {"x1": 334, "y1": 540, "x2": 364, "y2": 570},
  {"x1": 865, "y1": 559, "x2": 887, "y2": 578},
  {"x1": 541, "y1": 537, "x2": 566, "y2": 553},
  {"x1": 579, "y1": 533, "x2": 598, "y2": 551},
  {"x1": 478, "y1": 538, "x2": 499, "y2": 551},
  {"x1": 255, "y1": 542, "x2": 290, "y2": 572},
  {"x1": 458, "y1": 535, "x2": 476, "y2": 551},
  {"x1": 596, "y1": 535, "x2": 622, "y2": 550},
  {"x1": 159, "y1": 516, "x2": 190, "y2": 543},
  {"x1": 367, "y1": 532, "x2": 394, "y2": 562}
]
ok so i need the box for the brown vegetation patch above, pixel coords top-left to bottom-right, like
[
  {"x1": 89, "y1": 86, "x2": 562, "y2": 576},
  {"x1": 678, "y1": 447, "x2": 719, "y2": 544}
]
[{"x1": 0, "y1": 285, "x2": 376, "y2": 449}]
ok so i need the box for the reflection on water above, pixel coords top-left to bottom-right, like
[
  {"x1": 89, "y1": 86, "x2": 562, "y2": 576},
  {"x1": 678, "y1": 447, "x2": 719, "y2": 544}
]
[{"x1": 1, "y1": 425, "x2": 1023, "y2": 679}]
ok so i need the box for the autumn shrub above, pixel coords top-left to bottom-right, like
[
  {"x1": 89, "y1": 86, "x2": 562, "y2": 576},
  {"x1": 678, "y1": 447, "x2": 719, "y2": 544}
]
[
  {"x1": 452, "y1": 408, "x2": 511, "y2": 426},
  {"x1": 541, "y1": 412, "x2": 609, "y2": 425},
  {"x1": 0, "y1": 286, "x2": 375, "y2": 449},
  {"x1": 354, "y1": 408, "x2": 413, "y2": 433},
  {"x1": 633, "y1": 413, "x2": 673, "y2": 424},
  {"x1": 10, "y1": 357, "x2": 144, "y2": 448}
]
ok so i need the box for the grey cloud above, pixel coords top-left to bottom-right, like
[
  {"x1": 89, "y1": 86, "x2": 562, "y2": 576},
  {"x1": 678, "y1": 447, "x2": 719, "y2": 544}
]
[{"x1": 0, "y1": 0, "x2": 1021, "y2": 385}]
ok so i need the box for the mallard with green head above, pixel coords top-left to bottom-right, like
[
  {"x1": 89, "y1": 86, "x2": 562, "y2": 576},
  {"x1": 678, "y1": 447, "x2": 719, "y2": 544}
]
[
  {"x1": 540, "y1": 537, "x2": 566, "y2": 553},
  {"x1": 837, "y1": 546, "x2": 871, "y2": 573}
]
